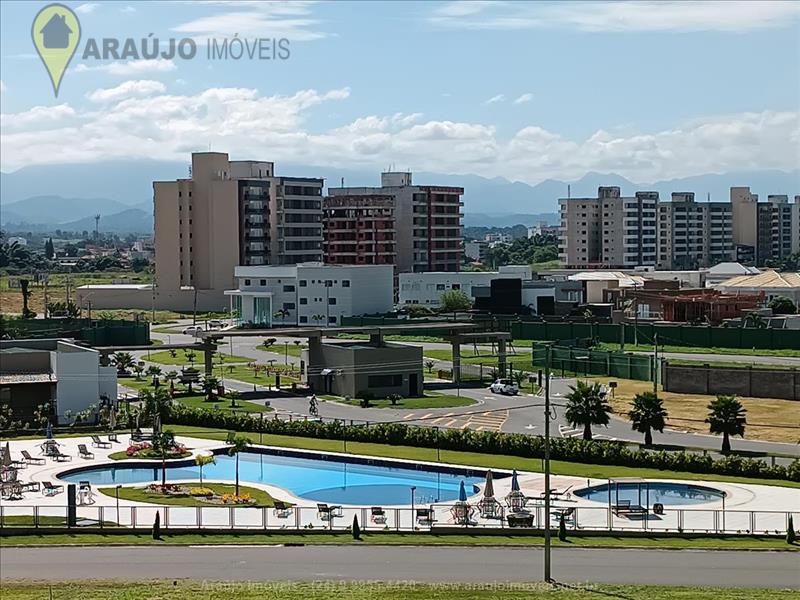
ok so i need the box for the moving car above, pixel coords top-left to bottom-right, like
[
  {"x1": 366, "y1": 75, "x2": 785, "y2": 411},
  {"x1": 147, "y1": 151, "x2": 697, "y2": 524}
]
[
  {"x1": 182, "y1": 325, "x2": 203, "y2": 337},
  {"x1": 489, "y1": 378, "x2": 519, "y2": 395},
  {"x1": 207, "y1": 319, "x2": 226, "y2": 329}
]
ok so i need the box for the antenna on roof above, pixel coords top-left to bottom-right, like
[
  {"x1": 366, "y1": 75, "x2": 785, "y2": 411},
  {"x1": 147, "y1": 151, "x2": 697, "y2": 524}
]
[
  {"x1": 568, "y1": 184, "x2": 571, "y2": 199},
  {"x1": 341, "y1": 177, "x2": 344, "y2": 188}
]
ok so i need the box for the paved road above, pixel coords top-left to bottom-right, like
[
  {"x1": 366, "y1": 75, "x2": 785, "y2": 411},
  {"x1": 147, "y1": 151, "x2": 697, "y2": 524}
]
[{"x1": 1, "y1": 545, "x2": 797, "y2": 588}]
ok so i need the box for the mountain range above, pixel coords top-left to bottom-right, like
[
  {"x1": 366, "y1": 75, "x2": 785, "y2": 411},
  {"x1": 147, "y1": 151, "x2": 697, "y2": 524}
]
[{"x1": 1, "y1": 160, "x2": 797, "y2": 234}]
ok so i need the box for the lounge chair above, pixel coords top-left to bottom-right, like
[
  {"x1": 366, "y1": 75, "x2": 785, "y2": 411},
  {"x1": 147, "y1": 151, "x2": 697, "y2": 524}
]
[
  {"x1": 108, "y1": 433, "x2": 120, "y2": 443},
  {"x1": 416, "y1": 508, "x2": 435, "y2": 525},
  {"x1": 42, "y1": 481, "x2": 64, "y2": 496},
  {"x1": 550, "y1": 506, "x2": 575, "y2": 523},
  {"x1": 450, "y1": 503, "x2": 475, "y2": 526},
  {"x1": 273, "y1": 501, "x2": 293, "y2": 518},
  {"x1": 77, "y1": 444, "x2": 94, "y2": 459},
  {"x1": 506, "y1": 511, "x2": 534, "y2": 527},
  {"x1": 91, "y1": 435, "x2": 112, "y2": 449},
  {"x1": 613, "y1": 500, "x2": 648, "y2": 517},
  {"x1": 505, "y1": 490, "x2": 528, "y2": 513},
  {"x1": 370, "y1": 506, "x2": 387, "y2": 524},
  {"x1": 316, "y1": 503, "x2": 342, "y2": 520},
  {"x1": 21, "y1": 450, "x2": 45, "y2": 465},
  {"x1": 20, "y1": 481, "x2": 40, "y2": 493},
  {"x1": 477, "y1": 496, "x2": 502, "y2": 519},
  {"x1": 50, "y1": 450, "x2": 71, "y2": 462},
  {"x1": 78, "y1": 481, "x2": 94, "y2": 505}
]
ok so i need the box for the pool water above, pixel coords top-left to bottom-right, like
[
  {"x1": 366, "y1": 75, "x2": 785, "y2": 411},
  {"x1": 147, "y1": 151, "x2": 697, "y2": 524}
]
[
  {"x1": 59, "y1": 451, "x2": 485, "y2": 505},
  {"x1": 574, "y1": 482, "x2": 724, "y2": 506}
]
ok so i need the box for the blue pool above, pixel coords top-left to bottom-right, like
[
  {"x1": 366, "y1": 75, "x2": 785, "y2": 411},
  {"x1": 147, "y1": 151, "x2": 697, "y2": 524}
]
[
  {"x1": 59, "y1": 451, "x2": 486, "y2": 505},
  {"x1": 574, "y1": 482, "x2": 724, "y2": 506}
]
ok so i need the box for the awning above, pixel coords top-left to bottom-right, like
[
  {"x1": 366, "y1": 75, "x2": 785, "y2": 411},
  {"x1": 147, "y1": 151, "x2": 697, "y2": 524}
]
[{"x1": 320, "y1": 369, "x2": 334, "y2": 376}]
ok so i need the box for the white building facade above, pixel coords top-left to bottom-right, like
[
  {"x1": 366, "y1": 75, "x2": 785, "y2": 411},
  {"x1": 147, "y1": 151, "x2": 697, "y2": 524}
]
[
  {"x1": 225, "y1": 263, "x2": 394, "y2": 327},
  {"x1": 398, "y1": 266, "x2": 532, "y2": 306}
]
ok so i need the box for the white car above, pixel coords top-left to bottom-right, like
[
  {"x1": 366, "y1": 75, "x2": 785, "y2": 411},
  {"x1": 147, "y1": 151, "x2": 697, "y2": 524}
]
[
  {"x1": 182, "y1": 325, "x2": 203, "y2": 337},
  {"x1": 207, "y1": 319, "x2": 226, "y2": 329},
  {"x1": 489, "y1": 378, "x2": 519, "y2": 395}
]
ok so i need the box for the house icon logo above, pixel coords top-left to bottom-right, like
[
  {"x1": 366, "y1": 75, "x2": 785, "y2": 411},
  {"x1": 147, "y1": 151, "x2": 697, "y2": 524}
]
[{"x1": 31, "y1": 3, "x2": 81, "y2": 97}]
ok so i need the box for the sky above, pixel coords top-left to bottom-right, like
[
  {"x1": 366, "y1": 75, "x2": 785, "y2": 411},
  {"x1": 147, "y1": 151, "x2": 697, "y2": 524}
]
[{"x1": 1, "y1": 0, "x2": 799, "y2": 184}]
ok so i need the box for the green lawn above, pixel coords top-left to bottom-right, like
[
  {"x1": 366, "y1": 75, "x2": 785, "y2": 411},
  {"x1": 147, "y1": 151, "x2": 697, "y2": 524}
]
[
  {"x1": 424, "y1": 348, "x2": 532, "y2": 368},
  {"x1": 335, "y1": 333, "x2": 448, "y2": 343},
  {"x1": 324, "y1": 393, "x2": 476, "y2": 409},
  {"x1": 667, "y1": 358, "x2": 796, "y2": 370},
  {"x1": 2, "y1": 581, "x2": 793, "y2": 599},
  {"x1": 164, "y1": 425, "x2": 800, "y2": 490},
  {"x1": 146, "y1": 350, "x2": 252, "y2": 366},
  {"x1": 261, "y1": 342, "x2": 306, "y2": 359},
  {"x1": 97, "y1": 483, "x2": 278, "y2": 507},
  {"x1": 117, "y1": 378, "x2": 271, "y2": 414},
  {"x1": 595, "y1": 342, "x2": 800, "y2": 359},
  {"x1": 216, "y1": 363, "x2": 299, "y2": 386},
  {"x1": 0, "y1": 515, "x2": 119, "y2": 527},
  {"x1": 108, "y1": 449, "x2": 192, "y2": 460}
]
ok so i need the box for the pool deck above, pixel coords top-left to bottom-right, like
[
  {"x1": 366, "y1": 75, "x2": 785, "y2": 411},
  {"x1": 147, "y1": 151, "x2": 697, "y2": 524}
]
[{"x1": 1, "y1": 434, "x2": 798, "y2": 533}]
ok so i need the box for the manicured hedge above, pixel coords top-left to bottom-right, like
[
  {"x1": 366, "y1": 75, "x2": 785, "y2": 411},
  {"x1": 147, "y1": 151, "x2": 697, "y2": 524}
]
[{"x1": 165, "y1": 405, "x2": 800, "y2": 483}]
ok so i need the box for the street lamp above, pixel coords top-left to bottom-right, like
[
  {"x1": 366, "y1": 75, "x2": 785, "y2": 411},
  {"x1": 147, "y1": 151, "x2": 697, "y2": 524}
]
[
  {"x1": 115, "y1": 484, "x2": 122, "y2": 525},
  {"x1": 543, "y1": 343, "x2": 553, "y2": 583},
  {"x1": 410, "y1": 486, "x2": 416, "y2": 517}
]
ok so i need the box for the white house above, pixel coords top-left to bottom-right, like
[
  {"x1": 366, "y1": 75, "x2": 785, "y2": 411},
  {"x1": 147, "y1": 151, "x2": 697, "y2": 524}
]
[
  {"x1": 225, "y1": 263, "x2": 394, "y2": 327},
  {"x1": 398, "y1": 265, "x2": 532, "y2": 306}
]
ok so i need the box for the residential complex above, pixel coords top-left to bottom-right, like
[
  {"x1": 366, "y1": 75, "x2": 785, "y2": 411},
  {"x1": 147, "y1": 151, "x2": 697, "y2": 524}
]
[
  {"x1": 327, "y1": 172, "x2": 464, "y2": 273},
  {"x1": 224, "y1": 263, "x2": 394, "y2": 327},
  {"x1": 560, "y1": 186, "x2": 799, "y2": 269}
]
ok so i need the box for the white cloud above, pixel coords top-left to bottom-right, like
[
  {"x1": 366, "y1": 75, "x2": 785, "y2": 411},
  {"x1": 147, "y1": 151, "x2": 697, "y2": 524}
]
[
  {"x1": 76, "y1": 3, "x2": 100, "y2": 14},
  {"x1": 120, "y1": 5, "x2": 136, "y2": 13},
  {"x1": 429, "y1": 1, "x2": 800, "y2": 32},
  {"x1": 484, "y1": 94, "x2": 505, "y2": 105},
  {"x1": 173, "y1": 0, "x2": 326, "y2": 42},
  {"x1": 74, "y1": 59, "x2": 177, "y2": 75},
  {"x1": 86, "y1": 80, "x2": 167, "y2": 103},
  {"x1": 0, "y1": 86, "x2": 796, "y2": 185},
  {"x1": 513, "y1": 93, "x2": 533, "y2": 105}
]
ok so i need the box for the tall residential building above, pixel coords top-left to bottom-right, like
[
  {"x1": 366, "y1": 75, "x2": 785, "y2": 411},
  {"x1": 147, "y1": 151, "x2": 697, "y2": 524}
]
[
  {"x1": 657, "y1": 193, "x2": 733, "y2": 269},
  {"x1": 731, "y1": 187, "x2": 798, "y2": 265},
  {"x1": 154, "y1": 152, "x2": 323, "y2": 297},
  {"x1": 326, "y1": 172, "x2": 464, "y2": 273},
  {"x1": 322, "y1": 194, "x2": 396, "y2": 266},
  {"x1": 558, "y1": 186, "x2": 657, "y2": 268}
]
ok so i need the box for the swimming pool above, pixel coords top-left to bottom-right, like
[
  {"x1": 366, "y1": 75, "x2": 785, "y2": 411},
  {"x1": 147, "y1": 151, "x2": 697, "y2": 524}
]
[
  {"x1": 574, "y1": 482, "x2": 724, "y2": 507},
  {"x1": 59, "y1": 450, "x2": 487, "y2": 505}
]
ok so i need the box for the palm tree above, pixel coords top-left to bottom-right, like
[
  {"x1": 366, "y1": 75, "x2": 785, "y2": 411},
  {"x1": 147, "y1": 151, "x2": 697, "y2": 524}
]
[
  {"x1": 113, "y1": 352, "x2": 134, "y2": 375},
  {"x1": 195, "y1": 453, "x2": 216, "y2": 486},
  {"x1": 628, "y1": 391, "x2": 668, "y2": 446},
  {"x1": 228, "y1": 390, "x2": 240, "y2": 408},
  {"x1": 706, "y1": 395, "x2": 746, "y2": 454},
  {"x1": 164, "y1": 370, "x2": 178, "y2": 392},
  {"x1": 202, "y1": 375, "x2": 220, "y2": 403},
  {"x1": 564, "y1": 380, "x2": 611, "y2": 441},
  {"x1": 132, "y1": 363, "x2": 145, "y2": 380},
  {"x1": 742, "y1": 313, "x2": 767, "y2": 329},
  {"x1": 228, "y1": 435, "x2": 251, "y2": 496},
  {"x1": 139, "y1": 387, "x2": 172, "y2": 434},
  {"x1": 147, "y1": 365, "x2": 162, "y2": 387},
  {"x1": 153, "y1": 429, "x2": 176, "y2": 488}
]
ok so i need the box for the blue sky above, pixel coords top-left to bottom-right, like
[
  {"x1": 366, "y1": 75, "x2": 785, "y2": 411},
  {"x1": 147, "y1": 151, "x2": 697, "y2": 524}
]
[{"x1": 1, "y1": 1, "x2": 798, "y2": 183}]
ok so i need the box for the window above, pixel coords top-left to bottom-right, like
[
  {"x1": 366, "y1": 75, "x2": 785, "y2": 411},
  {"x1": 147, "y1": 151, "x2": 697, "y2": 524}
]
[
  {"x1": 342, "y1": 280, "x2": 350, "y2": 287},
  {"x1": 328, "y1": 297, "x2": 337, "y2": 305},
  {"x1": 299, "y1": 316, "x2": 308, "y2": 323},
  {"x1": 283, "y1": 285, "x2": 295, "y2": 292},
  {"x1": 260, "y1": 279, "x2": 266, "y2": 286},
  {"x1": 299, "y1": 280, "x2": 307, "y2": 287},
  {"x1": 244, "y1": 279, "x2": 251, "y2": 286},
  {"x1": 283, "y1": 302, "x2": 296, "y2": 310},
  {"x1": 328, "y1": 316, "x2": 337, "y2": 324},
  {"x1": 299, "y1": 297, "x2": 308, "y2": 305},
  {"x1": 367, "y1": 374, "x2": 402, "y2": 387},
  {"x1": 451, "y1": 283, "x2": 460, "y2": 290},
  {"x1": 436, "y1": 284, "x2": 445, "y2": 291}
]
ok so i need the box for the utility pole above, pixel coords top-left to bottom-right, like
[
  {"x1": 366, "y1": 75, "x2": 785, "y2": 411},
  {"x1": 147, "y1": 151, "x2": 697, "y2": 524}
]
[
  {"x1": 192, "y1": 287, "x2": 198, "y2": 326},
  {"x1": 151, "y1": 277, "x2": 156, "y2": 323},
  {"x1": 43, "y1": 277, "x2": 49, "y2": 319},
  {"x1": 543, "y1": 343, "x2": 552, "y2": 583},
  {"x1": 653, "y1": 333, "x2": 658, "y2": 396}
]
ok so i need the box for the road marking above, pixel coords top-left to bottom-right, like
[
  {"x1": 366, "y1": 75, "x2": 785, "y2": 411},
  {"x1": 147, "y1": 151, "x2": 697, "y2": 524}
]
[
  {"x1": 429, "y1": 417, "x2": 446, "y2": 424},
  {"x1": 445, "y1": 419, "x2": 458, "y2": 427},
  {"x1": 461, "y1": 423, "x2": 470, "y2": 429},
  {"x1": 420, "y1": 413, "x2": 434, "y2": 420},
  {"x1": 402, "y1": 413, "x2": 417, "y2": 420}
]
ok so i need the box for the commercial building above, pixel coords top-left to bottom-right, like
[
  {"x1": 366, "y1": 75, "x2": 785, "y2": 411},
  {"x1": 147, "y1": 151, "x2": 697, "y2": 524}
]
[
  {"x1": 78, "y1": 152, "x2": 324, "y2": 311},
  {"x1": 398, "y1": 266, "x2": 532, "y2": 306},
  {"x1": 0, "y1": 339, "x2": 117, "y2": 424},
  {"x1": 224, "y1": 263, "x2": 393, "y2": 327},
  {"x1": 327, "y1": 172, "x2": 463, "y2": 273}
]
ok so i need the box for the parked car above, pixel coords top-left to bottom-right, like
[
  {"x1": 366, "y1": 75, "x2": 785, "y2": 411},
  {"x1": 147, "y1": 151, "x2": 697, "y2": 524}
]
[
  {"x1": 207, "y1": 319, "x2": 226, "y2": 329},
  {"x1": 182, "y1": 325, "x2": 203, "y2": 337},
  {"x1": 489, "y1": 378, "x2": 519, "y2": 395}
]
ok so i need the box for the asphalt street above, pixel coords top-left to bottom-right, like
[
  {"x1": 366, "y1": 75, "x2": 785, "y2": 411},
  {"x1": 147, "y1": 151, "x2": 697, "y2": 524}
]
[
  {"x1": 138, "y1": 324, "x2": 800, "y2": 457},
  {"x1": 1, "y1": 545, "x2": 797, "y2": 588}
]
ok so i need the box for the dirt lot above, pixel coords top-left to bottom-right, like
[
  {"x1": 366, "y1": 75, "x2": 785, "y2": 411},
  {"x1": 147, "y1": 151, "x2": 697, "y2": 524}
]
[{"x1": 589, "y1": 377, "x2": 800, "y2": 445}]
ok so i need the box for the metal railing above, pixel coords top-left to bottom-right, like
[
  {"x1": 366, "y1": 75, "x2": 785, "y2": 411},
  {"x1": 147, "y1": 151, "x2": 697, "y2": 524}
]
[{"x1": 1, "y1": 503, "x2": 796, "y2": 536}]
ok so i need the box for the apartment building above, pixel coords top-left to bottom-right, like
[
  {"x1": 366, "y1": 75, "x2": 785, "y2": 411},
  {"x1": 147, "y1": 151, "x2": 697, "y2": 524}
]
[
  {"x1": 323, "y1": 194, "x2": 396, "y2": 266},
  {"x1": 559, "y1": 187, "x2": 657, "y2": 269},
  {"x1": 731, "y1": 187, "x2": 798, "y2": 265},
  {"x1": 327, "y1": 172, "x2": 464, "y2": 273},
  {"x1": 657, "y1": 193, "x2": 733, "y2": 269},
  {"x1": 224, "y1": 263, "x2": 393, "y2": 327}
]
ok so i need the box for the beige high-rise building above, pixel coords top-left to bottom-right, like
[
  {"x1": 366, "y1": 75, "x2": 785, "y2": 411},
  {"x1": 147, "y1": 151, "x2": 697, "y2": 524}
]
[
  {"x1": 153, "y1": 152, "x2": 323, "y2": 306},
  {"x1": 657, "y1": 193, "x2": 733, "y2": 269},
  {"x1": 731, "y1": 187, "x2": 797, "y2": 265}
]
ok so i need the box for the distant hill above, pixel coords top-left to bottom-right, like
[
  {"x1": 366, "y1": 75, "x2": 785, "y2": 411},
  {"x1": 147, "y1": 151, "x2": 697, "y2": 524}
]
[
  {"x1": 59, "y1": 208, "x2": 153, "y2": 234},
  {"x1": 0, "y1": 195, "x2": 132, "y2": 225}
]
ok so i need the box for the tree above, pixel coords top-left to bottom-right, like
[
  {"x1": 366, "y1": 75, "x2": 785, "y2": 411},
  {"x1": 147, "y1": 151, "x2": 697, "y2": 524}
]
[
  {"x1": 228, "y1": 389, "x2": 240, "y2": 408},
  {"x1": 184, "y1": 349, "x2": 196, "y2": 365},
  {"x1": 44, "y1": 238, "x2": 55, "y2": 259},
  {"x1": 113, "y1": 352, "x2": 134, "y2": 375},
  {"x1": 147, "y1": 365, "x2": 162, "y2": 387},
  {"x1": 706, "y1": 395, "x2": 746, "y2": 454},
  {"x1": 352, "y1": 514, "x2": 361, "y2": 540},
  {"x1": 424, "y1": 360, "x2": 436, "y2": 373},
  {"x1": 511, "y1": 370, "x2": 527, "y2": 388},
  {"x1": 439, "y1": 290, "x2": 472, "y2": 312},
  {"x1": 228, "y1": 435, "x2": 251, "y2": 495},
  {"x1": 46, "y1": 301, "x2": 79, "y2": 318},
  {"x1": 132, "y1": 363, "x2": 145, "y2": 380},
  {"x1": 202, "y1": 375, "x2": 220, "y2": 403},
  {"x1": 153, "y1": 429, "x2": 176, "y2": 487},
  {"x1": 564, "y1": 380, "x2": 611, "y2": 441},
  {"x1": 140, "y1": 387, "x2": 172, "y2": 433},
  {"x1": 742, "y1": 313, "x2": 767, "y2": 329},
  {"x1": 164, "y1": 370, "x2": 178, "y2": 392},
  {"x1": 628, "y1": 391, "x2": 668, "y2": 446},
  {"x1": 19, "y1": 279, "x2": 35, "y2": 319},
  {"x1": 311, "y1": 314, "x2": 326, "y2": 326},
  {"x1": 195, "y1": 453, "x2": 216, "y2": 486},
  {"x1": 768, "y1": 296, "x2": 797, "y2": 315}
]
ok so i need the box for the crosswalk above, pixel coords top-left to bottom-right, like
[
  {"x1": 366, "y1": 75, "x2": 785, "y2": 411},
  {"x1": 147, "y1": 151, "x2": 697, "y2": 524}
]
[{"x1": 403, "y1": 410, "x2": 508, "y2": 432}]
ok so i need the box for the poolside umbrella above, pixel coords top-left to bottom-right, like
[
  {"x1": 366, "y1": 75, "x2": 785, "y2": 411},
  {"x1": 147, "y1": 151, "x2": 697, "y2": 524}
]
[
  {"x1": 458, "y1": 480, "x2": 467, "y2": 502},
  {"x1": 2, "y1": 442, "x2": 11, "y2": 467},
  {"x1": 108, "y1": 406, "x2": 117, "y2": 430},
  {"x1": 46, "y1": 422, "x2": 53, "y2": 439},
  {"x1": 483, "y1": 470, "x2": 495, "y2": 499},
  {"x1": 511, "y1": 469, "x2": 519, "y2": 492}
]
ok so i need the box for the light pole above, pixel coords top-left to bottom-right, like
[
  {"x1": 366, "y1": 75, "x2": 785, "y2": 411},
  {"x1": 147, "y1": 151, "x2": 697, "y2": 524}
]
[
  {"x1": 543, "y1": 343, "x2": 552, "y2": 583},
  {"x1": 652, "y1": 333, "x2": 659, "y2": 396},
  {"x1": 115, "y1": 484, "x2": 122, "y2": 525},
  {"x1": 410, "y1": 486, "x2": 416, "y2": 520},
  {"x1": 284, "y1": 341, "x2": 289, "y2": 365}
]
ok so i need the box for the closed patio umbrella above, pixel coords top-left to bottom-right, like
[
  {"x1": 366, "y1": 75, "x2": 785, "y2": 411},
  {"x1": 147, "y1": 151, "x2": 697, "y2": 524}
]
[
  {"x1": 483, "y1": 470, "x2": 495, "y2": 499},
  {"x1": 2, "y1": 442, "x2": 11, "y2": 467},
  {"x1": 108, "y1": 406, "x2": 117, "y2": 430},
  {"x1": 46, "y1": 422, "x2": 53, "y2": 439},
  {"x1": 458, "y1": 480, "x2": 467, "y2": 502},
  {"x1": 511, "y1": 469, "x2": 519, "y2": 492}
]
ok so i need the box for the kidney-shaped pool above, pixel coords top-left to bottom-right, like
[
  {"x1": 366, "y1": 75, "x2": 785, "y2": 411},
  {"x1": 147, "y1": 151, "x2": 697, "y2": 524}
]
[{"x1": 574, "y1": 481, "x2": 725, "y2": 506}]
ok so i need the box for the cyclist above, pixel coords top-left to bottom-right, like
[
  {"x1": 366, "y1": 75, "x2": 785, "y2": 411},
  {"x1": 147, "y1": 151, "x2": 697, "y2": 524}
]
[{"x1": 308, "y1": 394, "x2": 319, "y2": 417}]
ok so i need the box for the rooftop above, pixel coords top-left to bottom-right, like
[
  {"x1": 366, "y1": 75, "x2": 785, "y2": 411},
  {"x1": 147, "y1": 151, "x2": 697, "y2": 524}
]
[{"x1": 718, "y1": 270, "x2": 800, "y2": 289}]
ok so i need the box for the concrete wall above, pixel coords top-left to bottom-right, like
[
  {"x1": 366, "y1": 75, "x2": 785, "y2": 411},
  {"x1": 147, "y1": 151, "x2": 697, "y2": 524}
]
[
  {"x1": 75, "y1": 286, "x2": 227, "y2": 312},
  {"x1": 662, "y1": 363, "x2": 800, "y2": 400}
]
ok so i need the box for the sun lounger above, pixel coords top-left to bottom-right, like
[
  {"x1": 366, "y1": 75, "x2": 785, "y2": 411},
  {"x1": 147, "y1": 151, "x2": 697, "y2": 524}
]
[
  {"x1": 506, "y1": 511, "x2": 534, "y2": 527},
  {"x1": 370, "y1": 506, "x2": 387, "y2": 524},
  {"x1": 20, "y1": 481, "x2": 40, "y2": 493},
  {"x1": 550, "y1": 506, "x2": 576, "y2": 523},
  {"x1": 416, "y1": 508, "x2": 435, "y2": 525},
  {"x1": 78, "y1": 444, "x2": 95, "y2": 459},
  {"x1": 316, "y1": 503, "x2": 342, "y2": 520},
  {"x1": 21, "y1": 450, "x2": 45, "y2": 465},
  {"x1": 613, "y1": 500, "x2": 647, "y2": 517},
  {"x1": 108, "y1": 433, "x2": 120, "y2": 443},
  {"x1": 91, "y1": 435, "x2": 112, "y2": 449},
  {"x1": 50, "y1": 450, "x2": 71, "y2": 462},
  {"x1": 273, "y1": 501, "x2": 293, "y2": 518},
  {"x1": 42, "y1": 481, "x2": 64, "y2": 496}
]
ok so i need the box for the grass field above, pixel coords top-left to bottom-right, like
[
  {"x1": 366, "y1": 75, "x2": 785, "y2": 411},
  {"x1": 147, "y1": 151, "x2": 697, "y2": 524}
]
[
  {"x1": 2, "y1": 581, "x2": 794, "y2": 599},
  {"x1": 162, "y1": 425, "x2": 800, "y2": 489},
  {"x1": 423, "y1": 348, "x2": 533, "y2": 369},
  {"x1": 117, "y1": 378, "x2": 271, "y2": 414},
  {"x1": 595, "y1": 342, "x2": 800, "y2": 359},
  {"x1": 97, "y1": 483, "x2": 277, "y2": 507},
  {"x1": 324, "y1": 393, "x2": 476, "y2": 409},
  {"x1": 589, "y1": 377, "x2": 800, "y2": 444},
  {"x1": 667, "y1": 358, "x2": 797, "y2": 370},
  {"x1": 146, "y1": 349, "x2": 251, "y2": 366}
]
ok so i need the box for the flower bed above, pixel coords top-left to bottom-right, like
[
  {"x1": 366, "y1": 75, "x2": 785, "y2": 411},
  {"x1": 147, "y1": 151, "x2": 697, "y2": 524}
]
[
  {"x1": 142, "y1": 483, "x2": 254, "y2": 505},
  {"x1": 125, "y1": 441, "x2": 190, "y2": 460}
]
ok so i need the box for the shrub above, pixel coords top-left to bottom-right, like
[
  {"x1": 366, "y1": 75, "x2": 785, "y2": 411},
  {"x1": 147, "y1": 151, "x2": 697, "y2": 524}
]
[
  {"x1": 352, "y1": 515, "x2": 361, "y2": 540},
  {"x1": 558, "y1": 513, "x2": 567, "y2": 541},
  {"x1": 788, "y1": 515, "x2": 796, "y2": 545},
  {"x1": 387, "y1": 394, "x2": 402, "y2": 406},
  {"x1": 163, "y1": 404, "x2": 799, "y2": 483},
  {"x1": 152, "y1": 512, "x2": 160, "y2": 540}
]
